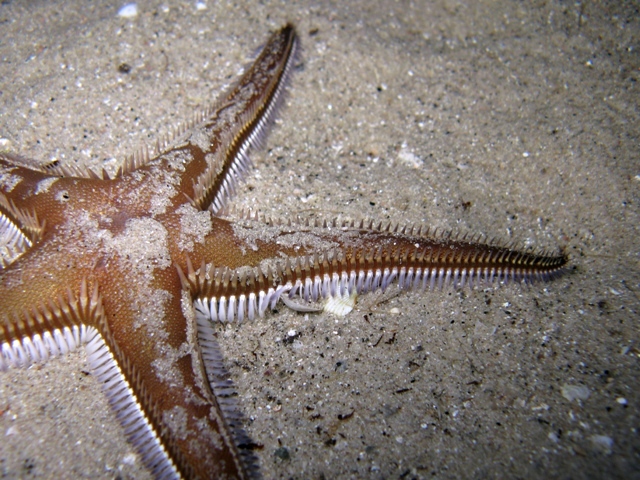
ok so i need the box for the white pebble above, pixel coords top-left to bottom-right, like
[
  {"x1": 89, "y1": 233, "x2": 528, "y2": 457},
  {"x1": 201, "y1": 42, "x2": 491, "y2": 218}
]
[
  {"x1": 616, "y1": 397, "x2": 628, "y2": 406},
  {"x1": 589, "y1": 435, "x2": 613, "y2": 455},
  {"x1": 118, "y1": 3, "x2": 138, "y2": 18},
  {"x1": 561, "y1": 384, "x2": 591, "y2": 402},
  {"x1": 397, "y1": 146, "x2": 423, "y2": 169},
  {"x1": 121, "y1": 453, "x2": 137, "y2": 465}
]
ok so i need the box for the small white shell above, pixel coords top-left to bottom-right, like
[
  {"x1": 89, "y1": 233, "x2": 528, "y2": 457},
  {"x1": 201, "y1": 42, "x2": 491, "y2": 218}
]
[{"x1": 323, "y1": 291, "x2": 357, "y2": 316}]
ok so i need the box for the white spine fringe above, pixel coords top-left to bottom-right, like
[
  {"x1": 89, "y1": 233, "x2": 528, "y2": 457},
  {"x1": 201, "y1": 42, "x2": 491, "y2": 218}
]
[
  {"x1": 84, "y1": 329, "x2": 179, "y2": 479},
  {"x1": 0, "y1": 325, "x2": 179, "y2": 478},
  {"x1": 0, "y1": 215, "x2": 31, "y2": 268},
  {"x1": 0, "y1": 324, "x2": 90, "y2": 371},
  {"x1": 208, "y1": 29, "x2": 297, "y2": 215},
  {"x1": 194, "y1": 263, "x2": 548, "y2": 325}
]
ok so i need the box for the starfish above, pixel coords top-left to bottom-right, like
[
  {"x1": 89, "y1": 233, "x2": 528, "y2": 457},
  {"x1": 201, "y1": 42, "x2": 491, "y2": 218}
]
[{"x1": 0, "y1": 24, "x2": 567, "y2": 479}]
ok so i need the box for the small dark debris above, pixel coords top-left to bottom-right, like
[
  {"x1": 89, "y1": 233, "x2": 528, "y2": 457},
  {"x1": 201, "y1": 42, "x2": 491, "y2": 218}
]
[
  {"x1": 118, "y1": 63, "x2": 132, "y2": 74},
  {"x1": 283, "y1": 330, "x2": 301, "y2": 345},
  {"x1": 274, "y1": 446, "x2": 290, "y2": 461},
  {"x1": 23, "y1": 458, "x2": 35, "y2": 474},
  {"x1": 324, "y1": 438, "x2": 337, "y2": 447},
  {"x1": 456, "y1": 200, "x2": 472, "y2": 210},
  {"x1": 337, "y1": 410, "x2": 354, "y2": 421},
  {"x1": 408, "y1": 360, "x2": 421, "y2": 371}
]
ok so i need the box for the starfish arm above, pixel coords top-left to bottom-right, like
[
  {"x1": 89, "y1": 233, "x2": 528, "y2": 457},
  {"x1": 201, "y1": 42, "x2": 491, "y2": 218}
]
[
  {"x1": 182, "y1": 216, "x2": 569, "y2": 323},
  {"x1": 0, "y1": 279, "x2": 101, "y2": 370},
  {"x1": 0, "y1": 154, "x2": 67, "y2": 210},
  {"x1": 0, "y1": 280, "x2": 257, "y2": 479},
  {"x1": 0, "y1": 252, "x2": 258, "y2": 478},
  {"x1": 188, "y1": 24, "x2": 297, "y2": 214},
  {"x1": 0, "y1": 191, "x2": 45, "y2": 268},
  {"x1": 85, "y1": 276, "x2": 258, "y2": 479},
  {"x1": 0, "y1": 156, "x2": 56, "y2": 267},
  {"x1": 0, "y1": 222, "x2": 112, "y2": 369},
  {"x1": 0, "y1": 154, "x2": 121, "y2": 262},
  {"x1": 125, "y1": 24, "x2": 298, "y2": 217}
]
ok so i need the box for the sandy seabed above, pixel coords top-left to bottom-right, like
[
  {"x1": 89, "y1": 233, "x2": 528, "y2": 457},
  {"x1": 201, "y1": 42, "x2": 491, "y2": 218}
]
[{"x1": 0, "y1": 1, "x2": 638, "y2": 479}]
